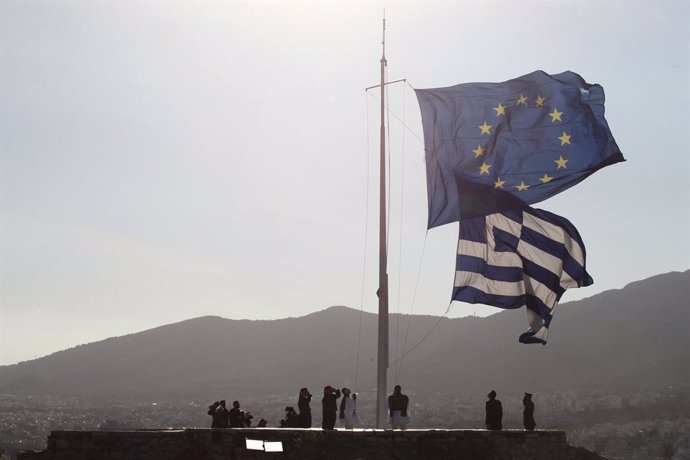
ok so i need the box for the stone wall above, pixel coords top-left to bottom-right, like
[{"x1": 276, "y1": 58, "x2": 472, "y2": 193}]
[{"x1": 18, "y1": 428, "x2": 606, "y2": 460}]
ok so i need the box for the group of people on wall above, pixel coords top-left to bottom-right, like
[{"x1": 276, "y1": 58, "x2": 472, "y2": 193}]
[
  {"x1": 207, "y1": 400, "x2": 264, "y2": 428},
  {"x1": 208, "y1": 386, "x2": 536, "y2": 431}
]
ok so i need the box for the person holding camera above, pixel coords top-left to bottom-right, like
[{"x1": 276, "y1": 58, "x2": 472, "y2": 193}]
[
  {"x1": 321, "y1": 385, "x2": 341, "y2": 430},
  {"x1": 298, "y1": 387, "x2": 312, "y2": 428},
  {"x1": 207, "y1": 400, "x2": 229, "y2": 428},
  {"x1": 207, "y1": 401, "x2": 221, "y2": 428},
  {"x1": 281, "y1": 406, "x2": 300, "y2": 428}
]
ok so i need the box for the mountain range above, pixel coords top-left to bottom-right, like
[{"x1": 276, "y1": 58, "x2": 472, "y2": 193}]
[{"x1": 0, "y1": 270, "x2": 687, "y2": 400}]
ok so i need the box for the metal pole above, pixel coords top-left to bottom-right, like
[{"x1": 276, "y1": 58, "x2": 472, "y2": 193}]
[{"x1": 376, "y1": 15, "x2": 389, "y2": 430}]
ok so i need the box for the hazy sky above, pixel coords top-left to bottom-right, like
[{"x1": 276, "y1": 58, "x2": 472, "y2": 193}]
[{"x1": 1, "y1": 0, "x2": 688, "y2": 365}]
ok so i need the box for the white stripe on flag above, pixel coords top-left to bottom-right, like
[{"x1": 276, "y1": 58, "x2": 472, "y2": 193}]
[
  {"x1": 517, "y1": 239, "x2": 579, "y2": 290},
  {"x1": 523, "y1": 275, "x2": 559, "y2": 308},
  {"x1": 457, "y1": 240, "x2": 522, "y2": 268},
  {"x1": 454, "y1": 270, "x2": 526, "y2": 297},
  {"x1": 458, "y1": 239, "x2": 522, "y2": 268},
  {"x1": 457, "y1": 240, "x2": 486, "y2": 258},
  {"x1": 487, "y1": 213, "x2": 522, "y2": 238},
  {"x1": 522, "y1": 212, "x2": 585, "y2": 266}
]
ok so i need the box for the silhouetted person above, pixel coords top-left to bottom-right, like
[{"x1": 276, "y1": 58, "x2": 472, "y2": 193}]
[
  {"x1": 257, "y1": 418, "x2": 268, "y2": 428},
  {"x1": 485, "y1": 390, "x2": 503, "y2": 430},
  {"x1": 282, "y1": 406, "x2": 300, "y2": 428},
  {"x1": 321, "y1": 385, "x2": 341, "y2": 430},
  {"x1": 242, "y1": 412, "x2": 254, "y2": 427},
  {"x1": 213, "y1": 400, "x2": 230, "y2": 428},
  {"x1": 298, "y1": 387, "x2": 312, "y2": 428},
  {"x1": 228, "y1": 401, "x2": 244, "y2": 428},
  {"x1": 388, "y1": 385, "x2": 410, "y2": 429},
  {"x1": 339, "y1": 388, "x2": 360, "y2": 429},
  {"x1": 208, "y1": 401, "x2": 222, "y2": 428},
  {"x1": 523, "y1": 393, "x2": 536, "y2": 431}
]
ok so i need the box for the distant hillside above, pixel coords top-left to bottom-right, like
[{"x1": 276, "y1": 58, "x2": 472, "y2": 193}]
[{"x1": 0, "y1": 270, "x2": 687, "y2": 400}]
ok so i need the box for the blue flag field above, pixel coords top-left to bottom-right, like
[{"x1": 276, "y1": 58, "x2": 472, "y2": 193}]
[{"x1": 415, "y1": 70, "x2": 624, "y2": 229}]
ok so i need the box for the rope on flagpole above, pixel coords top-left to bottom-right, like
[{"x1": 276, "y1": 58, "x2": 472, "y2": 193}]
[
  {"x1": 353, "y1": 88, "x2": 373, "y2": 393},
  {"x1": 393, "y1": 79, "x2": 407, "y2": 377},
  {"x1": 392, "y1": 299, "x2": 454, "y2": 371},
  {"x1": 394, "y1": 230, "x2": 431, "y2": 383}
]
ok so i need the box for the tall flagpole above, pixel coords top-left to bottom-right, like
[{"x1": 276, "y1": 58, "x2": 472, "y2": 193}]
[{"x1": 376, "y1": 15, "x2": 389, "y2": 430}]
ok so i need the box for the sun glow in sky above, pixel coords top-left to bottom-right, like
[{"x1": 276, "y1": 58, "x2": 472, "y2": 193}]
[{"x1": 1, "y1": 0, "x2": 688, "y2": 365}]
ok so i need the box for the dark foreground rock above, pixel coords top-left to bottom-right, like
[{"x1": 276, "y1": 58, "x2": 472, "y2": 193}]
[{"x1": 18, "y1": 428, "x2": 606, "y2": 460}]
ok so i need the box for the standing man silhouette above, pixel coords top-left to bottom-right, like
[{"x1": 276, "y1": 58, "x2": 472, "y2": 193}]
[
  {"x1": 228, "y1": 401, "x2": 244, "y2": 428},
  {"x1": 298, "y1": 387, "x2": 312, "y2": 428},
  {"x1": 388, "y1": 385, "x2": 410, "y2": 430},
  {"x1": 208, "y1": 401, "x2": 222, "y2": 428},
  {"x1": 523, "y1": 392, "x2": 536, "y2": 431},
  {"x1": 339, "y1": 388, "x2": 360, "y2": 429},
  {"x1": 321, "y1": 386, "x2": 341, "y2": 430},
  {"x1": 485, "y1": 390, "x2": 503, "y2": 430}
]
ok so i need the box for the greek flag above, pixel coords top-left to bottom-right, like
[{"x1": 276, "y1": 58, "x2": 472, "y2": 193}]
[{"x1": 453, "y1": 206, "x2": 593, "y2": 344}]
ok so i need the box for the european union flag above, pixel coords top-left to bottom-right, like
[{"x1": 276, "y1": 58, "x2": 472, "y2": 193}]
[
  {"x1": 415, "y1": 71, "x2": 624, "y2": 229},
  {"x1": 454, "y1": 205, "x2": 593, "y2": 344}
]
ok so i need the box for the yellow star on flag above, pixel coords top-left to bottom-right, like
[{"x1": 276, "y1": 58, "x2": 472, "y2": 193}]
[
  {"x1": 540, "y1": 174, "x2": 553, "y2": 183},
  {"x1": 479, "y1": 121, "x2": 492, "y2": 135},
  {"x1": 555, "y1": 155, "x2": 569, "y2": 169},
  {"x1": 479, "y1": 161, "x2": 492, "y2": 175},
  {"x1": 517, "y1": 94, "x2": 527, "y2": 105},
  {"x1": 558, "y1": 131, "x2": 572, "y2": 145},
  {"x1": 535, "y1": 95, "x2": 546, "y2": 107},
  {"x1": 516, "y1": 181, "x2": 530, "y2": 191},
  {"x1": 472, "y1": 145, "x2": 486, "y2": 157},
  {"x1": 549, "y1": 108, "x2": 563, "y2": 122},
  {"x1": 494, "y1": 177, "x2": 505, "y2": 189},
  {"x1": 493, "y1": 103, "x2": 506, "y2": 116}
]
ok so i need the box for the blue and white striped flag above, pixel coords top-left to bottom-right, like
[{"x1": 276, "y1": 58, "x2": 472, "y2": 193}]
[{"x1": 453, "y1": 206, "x2": 593, "y2": 344}]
